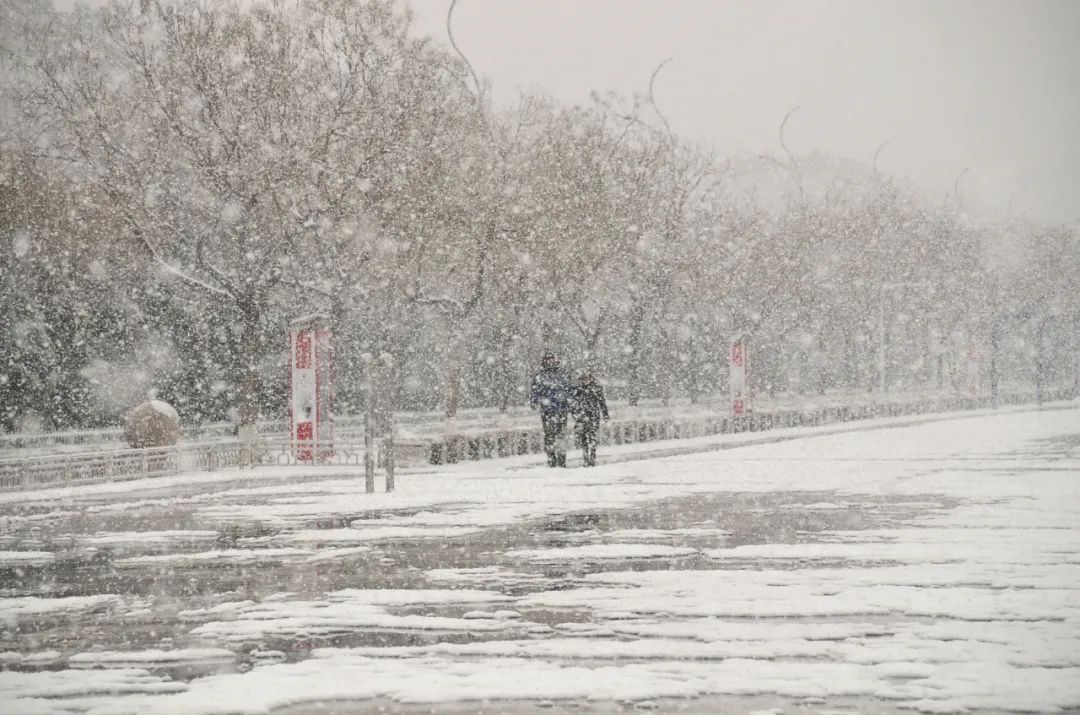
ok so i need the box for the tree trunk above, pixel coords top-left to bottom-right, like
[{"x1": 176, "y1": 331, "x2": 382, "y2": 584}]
[
  {"x1": 659, "y1": 326, "x2": 674, "y2": 407},
  {"x1": 497, "y1": 296, "x2": 525, "y2": 414},
  {"x1": 1073, "y1": 315, "x2": 1080, "y2": 395},
  {"x1": 445, "y1": 358, "x2": 463, "y2": 420},
  {"x1": 444, "y1": 324, "x2": 468, "y2": 429},
  {"x1": 988, "y1": 319, "x2": 1000, "y2": 406},
  {"x1": 687, "y1": 327, "x2": 700, "y2": 404},
  {"x1": 237, "y1": 300, "x2": 262, "y2": 429},
  {"x1": 626, "y1": 299, "x2": 647, "y2": 407},
  {"x1": 1035, "y1": 319, "x2": 1046, "y2": 405}
]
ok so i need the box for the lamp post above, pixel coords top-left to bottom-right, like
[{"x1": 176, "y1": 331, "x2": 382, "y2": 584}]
[
  {"x1": 361, "y1": 353, "x2": 375, "y2": 493},
  {"x1": 877, "y1": 281, "x2": 932, "y2": 396},
  {"x1": 381, "y1": 352, "x2": 396, "y2": 493}
]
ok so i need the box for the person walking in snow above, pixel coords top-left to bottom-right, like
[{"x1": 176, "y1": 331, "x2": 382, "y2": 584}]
[
  {"x1": 572, "y1": 370, "x2": 609, "y2": 467},
  {"x1": 529, "y1": 352, "x2": 574, "y2": 467}
]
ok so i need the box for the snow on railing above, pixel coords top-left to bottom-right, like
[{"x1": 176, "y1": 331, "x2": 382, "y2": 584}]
[
  {"x1": 0, "y1": 392, "x2": 795, "y2": 451},
  {"x1": 0, "y1": 441, "x2": 372, "y2": 492},
  {"x1": 0, "y1": 387, "x2": 1073, "y2": 492},
  {"x1": 424, "y1": 388, "x2": 1078, "y2": 464},
  {"x1": 0, "y1": 388, "x2": 1010, "y2": 452}
]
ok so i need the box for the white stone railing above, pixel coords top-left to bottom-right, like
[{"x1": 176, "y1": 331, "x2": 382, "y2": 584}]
[
  {"x1": 0, "y1": 441, "x2": 370, "y2": 492},
  {"x1": 424, "y1": 388, "x2": 1077, "y2": 464},
  {"x1": 1, "y1": 387, "x2": 1073, "y2": 492}
]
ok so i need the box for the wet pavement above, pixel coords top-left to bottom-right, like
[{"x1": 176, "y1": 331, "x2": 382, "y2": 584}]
[
  {"x1": 1, "y1": 485, "x2": 950, "y2": 665},
  {"x1": 2, "y1": 408, "x2": 1077, "y2": 714}
]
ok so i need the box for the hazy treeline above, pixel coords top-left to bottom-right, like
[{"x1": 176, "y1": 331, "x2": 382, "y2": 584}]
[{"x1": 1, "y1": 0, "x2": 1077, "y2": 432}]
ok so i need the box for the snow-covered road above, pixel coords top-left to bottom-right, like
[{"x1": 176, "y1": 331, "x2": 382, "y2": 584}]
[{"x1": 1, "y1": 404, "x2": 1078, "y2": 713}]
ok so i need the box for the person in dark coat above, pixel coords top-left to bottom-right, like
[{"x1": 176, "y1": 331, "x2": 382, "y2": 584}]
[
  {"x1": 529, "y1": 352, "x2": 574, "y2": 467},
  {"x1": 572, "y1": 370, "x2": 609, "y2": 467}
]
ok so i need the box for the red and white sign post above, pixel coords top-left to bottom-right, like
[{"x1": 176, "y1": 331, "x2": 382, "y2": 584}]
[
  {"x1": 289, "y1": 315, "x2": 334, "y2": 462},
  {"x1": 729, "y1": 341, "x2": 749, "y2": 416}
]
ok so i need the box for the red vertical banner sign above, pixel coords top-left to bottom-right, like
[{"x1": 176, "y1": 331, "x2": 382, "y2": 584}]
[
  {"x1": 291, "y1": 328, "x2": 316, "y2": 460},
  {"x1": 730, "y1": 341, "x2": 748, "y2": 416},
  {"x1": 289, "y1": 316, "x2": 333, "y2": 462}
]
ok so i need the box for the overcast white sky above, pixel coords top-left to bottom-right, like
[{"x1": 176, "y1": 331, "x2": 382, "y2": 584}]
[
  {"x1": 51, "y1": 0, "x2": 1078, "y2": 225},
  {"x1": 407, "y1": 0, "x2": 1079, "y2": 225}
]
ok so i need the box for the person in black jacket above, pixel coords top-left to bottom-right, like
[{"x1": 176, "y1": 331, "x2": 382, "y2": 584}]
[
  {"x1": 572, "y1": 370, "x2": 609, "y2": 467},
  {"x1": 529, "y1": 352, "x2": 574, "y2": 467}
]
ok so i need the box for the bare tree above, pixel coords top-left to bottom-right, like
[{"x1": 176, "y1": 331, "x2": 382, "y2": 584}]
[{"x1": 16, "y1": 0, "x2": 473, "y2": 428}]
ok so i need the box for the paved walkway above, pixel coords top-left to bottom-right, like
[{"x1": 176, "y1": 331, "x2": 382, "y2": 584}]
[{"x1": 1, "y1": 404, "x2": 1078, "y2": 713}]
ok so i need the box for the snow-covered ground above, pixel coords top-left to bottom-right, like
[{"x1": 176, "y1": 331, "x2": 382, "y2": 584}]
[{"x1": 0, "y1": 404, "x2": 1078, "y2": 713}]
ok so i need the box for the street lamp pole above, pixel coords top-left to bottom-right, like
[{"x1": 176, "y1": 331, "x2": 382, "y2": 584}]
[
  {"x1": 878, "y1": 297, "x2": 886, "y2": 394},
  {"x1": 362, "y1": 353, "x2": 375, "y2": 494},
  {"x1": 877, "y1": 281, "x2": 932, "y2": 397}
]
